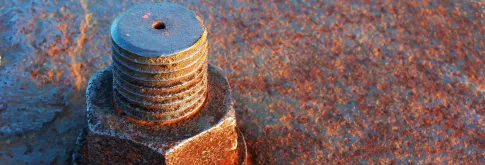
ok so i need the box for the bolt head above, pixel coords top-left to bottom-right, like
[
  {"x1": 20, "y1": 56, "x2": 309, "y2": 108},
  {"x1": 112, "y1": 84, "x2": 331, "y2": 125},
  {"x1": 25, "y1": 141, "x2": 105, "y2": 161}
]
[{"x1": 79, "y1": 65, "x2": 241, "y2": 164}]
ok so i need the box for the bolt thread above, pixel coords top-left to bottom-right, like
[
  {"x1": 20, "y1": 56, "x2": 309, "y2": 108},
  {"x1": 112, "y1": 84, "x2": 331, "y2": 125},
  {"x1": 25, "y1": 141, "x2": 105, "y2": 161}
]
[{"x1": 112, "y1": 29, "x2": 208, "y2": 122}]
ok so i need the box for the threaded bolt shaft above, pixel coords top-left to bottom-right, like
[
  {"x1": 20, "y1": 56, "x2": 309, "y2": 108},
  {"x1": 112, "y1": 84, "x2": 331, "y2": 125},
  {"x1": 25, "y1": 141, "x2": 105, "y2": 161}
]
[{"x1": 110, "y1": 3, "x2": 208, "y2": 123}]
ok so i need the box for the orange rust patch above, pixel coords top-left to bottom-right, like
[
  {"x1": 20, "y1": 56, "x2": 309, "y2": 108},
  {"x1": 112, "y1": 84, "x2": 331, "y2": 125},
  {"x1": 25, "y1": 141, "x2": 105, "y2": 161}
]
[{"x1": 165, "y1": 118, "x2": 238, "y2": 165}]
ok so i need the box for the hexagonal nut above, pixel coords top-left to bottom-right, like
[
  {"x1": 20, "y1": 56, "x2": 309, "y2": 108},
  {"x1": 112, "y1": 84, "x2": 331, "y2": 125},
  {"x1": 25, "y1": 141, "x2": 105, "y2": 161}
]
[{"x1": 75, "y1": 65, "x2": 243, "y2": 165}]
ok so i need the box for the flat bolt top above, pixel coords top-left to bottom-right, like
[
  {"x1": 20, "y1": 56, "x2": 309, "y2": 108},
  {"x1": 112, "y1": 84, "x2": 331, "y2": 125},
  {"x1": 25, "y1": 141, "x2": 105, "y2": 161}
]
[{"x1": 111, "y1": 2, "x2": 204, "y2": 58}]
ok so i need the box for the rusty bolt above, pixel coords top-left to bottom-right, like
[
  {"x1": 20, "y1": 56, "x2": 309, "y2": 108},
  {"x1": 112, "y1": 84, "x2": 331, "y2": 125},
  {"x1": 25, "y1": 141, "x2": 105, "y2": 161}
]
[
  {"x1": 110, "y1": 2, "x2": 208, "y2": 123},
  {"x1": 73, "y1": 2, "x2": 248, "y2": 165}
]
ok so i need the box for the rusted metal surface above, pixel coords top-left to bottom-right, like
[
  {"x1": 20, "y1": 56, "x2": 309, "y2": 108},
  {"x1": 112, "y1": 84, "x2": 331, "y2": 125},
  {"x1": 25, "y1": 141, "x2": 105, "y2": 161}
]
[
  {"x1": 111, "y1": 3, "x2": 209, "y2": 122},
  {"x1": 1, "y1": 0, "x2": 485, "y2": 164}
]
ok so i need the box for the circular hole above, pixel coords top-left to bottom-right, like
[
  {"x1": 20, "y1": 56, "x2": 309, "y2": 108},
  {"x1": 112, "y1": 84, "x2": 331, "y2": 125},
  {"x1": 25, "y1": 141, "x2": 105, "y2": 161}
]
[{"x1": 152, "y1": 21, "x2": 166, "y2": 30}]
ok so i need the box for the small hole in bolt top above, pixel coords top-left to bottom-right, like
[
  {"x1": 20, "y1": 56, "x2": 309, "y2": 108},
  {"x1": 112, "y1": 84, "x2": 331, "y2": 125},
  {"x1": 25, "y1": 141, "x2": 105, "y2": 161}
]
[{"x1": 152, "y1": 21, "x2": 166, "y2": 30}]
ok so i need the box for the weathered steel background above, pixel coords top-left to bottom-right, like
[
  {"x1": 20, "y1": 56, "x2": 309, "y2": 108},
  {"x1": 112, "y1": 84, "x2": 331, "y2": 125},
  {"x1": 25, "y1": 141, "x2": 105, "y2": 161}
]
[{"x1": 0, "y1": 0, "x2": 484, "y2": 164}]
